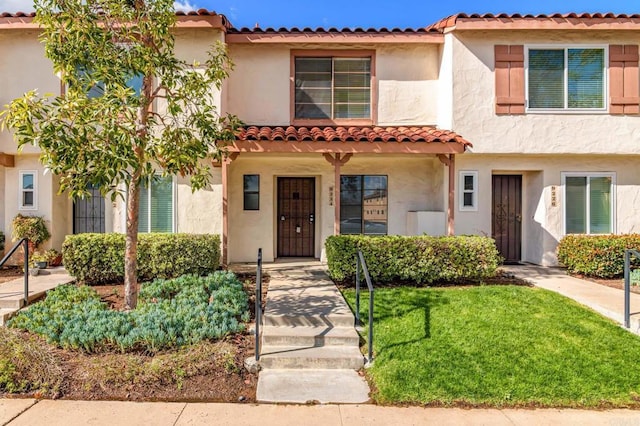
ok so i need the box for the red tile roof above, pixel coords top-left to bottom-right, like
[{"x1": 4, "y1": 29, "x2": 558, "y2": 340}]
[
  {"x1": 426, "y1": 12, "x2": 640, "y2": 31},
  {"x1": 237, "y1": 126, "x2": 471, "y2": 146},
  {"x1": 228, "y1": 27, "x2": 439, "y2": 34}
]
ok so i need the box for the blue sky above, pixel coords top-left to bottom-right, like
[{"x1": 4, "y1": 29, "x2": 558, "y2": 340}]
[
  {"x1": 192, "y1": 0, "x2": 637, "y2": 29},
  {"x1": 4, "y1": 0, "x2": 638, "y2": 29}
]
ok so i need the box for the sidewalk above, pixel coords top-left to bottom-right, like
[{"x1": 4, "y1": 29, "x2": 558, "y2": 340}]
[
  {"x1": 503, "y1": 264, "x2": 640, "y2": 335},
  {"x1": 0, "y1": 267, "x2": 73, "y2": 325},
  {"x1": 2, "y1": 399, "x2": 640, "y2": 426}
]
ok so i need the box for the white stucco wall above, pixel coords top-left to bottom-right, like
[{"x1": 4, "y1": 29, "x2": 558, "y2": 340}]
[
  {"x1": 450, "y1": 30, "x2": 640, "y2": 154},
  {"x1": 455, "y1": 154, "x2": 640, "y2": 266},
  {"x1": 227, "y1": 154, "x2": 445, "y2": 263},
  {"x1": 226, "y1": 43, "x2": 441, "y2": 126}
]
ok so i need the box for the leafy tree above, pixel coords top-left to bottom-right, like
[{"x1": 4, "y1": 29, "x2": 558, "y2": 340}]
[{"x1": 2, "y1": 0, "x2": 240, "y2": 309}]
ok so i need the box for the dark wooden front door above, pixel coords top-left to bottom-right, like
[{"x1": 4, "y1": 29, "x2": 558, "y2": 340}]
[
  {"x1": 73, "y1": 184, "x2": 106, "y2": 234},
  {"x1": 492, "y1": 175, "x2": 522, "y2": 263},
  {"x1": 277, "y1": 177, "x2": 315, "y2": 257}
]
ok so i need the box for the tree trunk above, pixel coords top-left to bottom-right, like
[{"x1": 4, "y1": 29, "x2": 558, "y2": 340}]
[{"x1": 124, "y1": 173, "x2": 141, "y2": 310}]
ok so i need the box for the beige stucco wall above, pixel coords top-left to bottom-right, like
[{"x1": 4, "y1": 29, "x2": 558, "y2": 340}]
[
  {"x1": 225, "y1": 43, "x2": 440, "y2": 126},
  {"x1": 2, "y1": 155, "x2": 65, "y2": 253},
  {"x1": 227, "y1": 154, "x2": 445, "y2": 263},
  {"x1": 450, "y1": 30, "x2": 640, "y2": 154},
  {"x1": 111, "y1": 168, "x2": 223, "y2": 236},
  {"x1": 455, "y1": 154, "x2": 640, "y2": 266},
  {"x1": 0, "y1": 30, "x2": 58, "y2": 155}
]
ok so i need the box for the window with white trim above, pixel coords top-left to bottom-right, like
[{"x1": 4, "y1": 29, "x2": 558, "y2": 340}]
[
  {"x1": 19, "y1": 171, "x2": 37, "y2": 210},
  {"x1": 527, "y1": 46, "x2": 606, "y2": 111},
  {"x1": 459, "y1": 171, "x2": 478, "y2": 211},
  {"x1": 138, "y1": 175, "x2": 175, "y2": 233},
  {"x1": 563, "y1": 173, "x2": 614, "y2": 234}
]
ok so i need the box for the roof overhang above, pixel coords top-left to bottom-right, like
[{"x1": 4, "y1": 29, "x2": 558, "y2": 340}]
[
  {"x1": 428, "y1": 13, "x2": 640, "y2": 32},
  {"x1": 0, "y1": 10, "x2": 229, "y2": 30},
  {"x1": 226, "y1": 31, "x2": 443, "y2": 44},
  {"x1": 229, "y1": 140, "x2": 465, "y2": 154},
  {"x1": 229, "y1": 126, "x2": 470, "y2": 154}
]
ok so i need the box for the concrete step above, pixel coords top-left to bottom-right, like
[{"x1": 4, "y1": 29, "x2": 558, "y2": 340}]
[
  {"x1": 259, "y1": 345, "x2": 364, "y2": 369},
  {"x1": 263, "y1": 313, "x2": 354, "y2": 328},
  {"x1": 261, "y1": 325, "x2": 360, "y2": 347},
  {"x1": 257, "y1": 369, "x2": 370, "y2": 404},
  {"x1": 0, "y1": 308, "x2": 18, "y2": 326},
  {"x1": 0, "y1": 298, "x2": 24, "y2": 309}
]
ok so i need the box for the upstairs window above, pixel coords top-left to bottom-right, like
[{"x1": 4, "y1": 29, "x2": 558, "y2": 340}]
[
  {"x1": 527, "y1": 47, "x2": 606, "y2": 111},
  {"x1": 294, "y1": 52, "x2": 373, "y2": 123}
]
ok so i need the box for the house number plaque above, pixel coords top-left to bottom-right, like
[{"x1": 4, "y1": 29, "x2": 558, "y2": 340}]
[
  {"x1": 551, "y1": 186, "x2": 557, "y2": 207},
  {"x1": 329, "y1": 186, "x2": 334, "y2": 206}
]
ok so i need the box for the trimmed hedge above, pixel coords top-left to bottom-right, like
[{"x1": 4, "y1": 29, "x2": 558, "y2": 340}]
[
  {"x1": 325, "y1": 235, "x2": 501, "y2": 284},
  {"x1": 557, "y1": 234, "x2": 640, "y2": 278},
  {"x1": 63, "y1": 233, "x2": 221, "y2": 284}
]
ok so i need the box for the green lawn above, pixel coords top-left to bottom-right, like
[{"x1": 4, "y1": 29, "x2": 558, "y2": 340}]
[{"x1": 343, "y1": 286, "x2": 640, "y2": 407}]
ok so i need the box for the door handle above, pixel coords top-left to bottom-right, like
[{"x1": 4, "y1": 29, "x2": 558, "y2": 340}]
[
  {"x1": 309, "y1": 214, "x2": 315, "y2": 223},
  {"x1": 280, "y1": 215, "x2": 286, "y2": 221}
]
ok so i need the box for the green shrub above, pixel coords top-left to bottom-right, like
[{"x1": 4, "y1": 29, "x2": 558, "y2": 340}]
[
  {"x1": 557, "y1": 234, "x2": 640, "y2": 278},
  {"x1": 0, "y1": 231, "x2": 5, "y2": 252},
  {"x1": 62, "y1": 233, "x2": 221, "y2": 284},
  {"x1": 325, "y1": 235, "x2": 501, "y2": 284},
  {"x1": 8, "y1": 272, "x2": 249, "y2": 353}
]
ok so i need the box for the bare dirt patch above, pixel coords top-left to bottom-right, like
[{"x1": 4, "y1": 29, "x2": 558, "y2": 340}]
[{"x1": 0, "y1": 266, "x2": 23, "y2": 284}]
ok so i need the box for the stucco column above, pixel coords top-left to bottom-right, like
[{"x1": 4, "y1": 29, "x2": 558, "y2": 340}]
[
  {"x1": 221, "y1": 157, "x2": 230, "y2": 265},
  {"x1": 448, "y1": 154, "x2": 456, "y2": 236}
]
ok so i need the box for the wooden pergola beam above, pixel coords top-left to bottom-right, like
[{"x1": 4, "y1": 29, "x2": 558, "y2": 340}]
[
  {"x1": 230, "y1": 140, "x2": 466, "y2": 155},
  {"x1": 0, "y1": 153, "x2": 15, "y2": 167},
  {"x1": 323, "y1": 153, "x2": 353, "y2": 235}
]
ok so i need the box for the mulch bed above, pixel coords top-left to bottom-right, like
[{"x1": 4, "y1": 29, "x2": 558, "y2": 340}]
[
  {"x1": 0, "y1": 266, "x2": 23, "y2": 284},
  {"x1": 574, "y1": 275, "x2": 640, "y2": 294},
  {"x1": 2, "y1": 271, "x2": 266, "y2": 402}
]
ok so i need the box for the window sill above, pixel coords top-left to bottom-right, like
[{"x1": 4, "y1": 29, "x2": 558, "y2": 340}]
[
  {"x1": 291, "y1": 118, "x2": 374, "y2": 127},
  {"x1": 525, "y1": 109, "x2": 609, "y2": 115}
]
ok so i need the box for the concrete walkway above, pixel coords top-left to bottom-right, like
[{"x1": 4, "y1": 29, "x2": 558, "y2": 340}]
[
  {"x1": 2, "y1": 399, "x2": 640, "y2": 426},
  {"x1": 0, "y1": 267, "x2": 73, "y2": 325},
  {"x1": 503, "y1": 264, "x2": 640, "y2": 334},
  {"x1": 256, "y1": 261, "x2": 369, "y2": 404}
]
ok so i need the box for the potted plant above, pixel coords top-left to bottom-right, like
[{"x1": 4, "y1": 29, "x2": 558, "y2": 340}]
[
  {"x1": 31, "y1": 252, "x2": 49, "y2": 270},
  {"x1": 44, "y1": 249, "x2": 63, "y2": 267},
  {"x1": 12, "y1": 214, "x2": 51, "y2": 249}
]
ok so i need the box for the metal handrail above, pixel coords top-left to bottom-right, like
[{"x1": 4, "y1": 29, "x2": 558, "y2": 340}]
[
  {"x1": 623, "y1": 249, "x2": 640, "y2": 329},
  {"x1": 0, "y1": 238, "x2": 29, "y2": 306},
  {"x1": 255, "y1": 248, "x2": 263, "y2": 362},
  {"x1": 355, "y1": 250, "x2": 374, "y2": 366}
]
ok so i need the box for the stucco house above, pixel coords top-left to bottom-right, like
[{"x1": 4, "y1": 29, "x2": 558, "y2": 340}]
[{"x1": 0, "y1": 11, "x2": 639, "y2": 266}]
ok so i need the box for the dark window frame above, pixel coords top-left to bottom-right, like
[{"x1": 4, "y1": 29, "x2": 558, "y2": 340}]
[
  {"x1": 243, "y1": 174, "x2": 260, "y2": 211},
  {"x1": 340, "y1": 175, "x2": 388, "y2": 235}
]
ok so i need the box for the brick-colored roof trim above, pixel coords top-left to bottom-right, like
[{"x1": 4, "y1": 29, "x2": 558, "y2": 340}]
[
  {"x1": 0, "y1": 9, "x2": 230, "y2": 29},
  {"x1": 228, "y1": 27, "x2": 439, "y2": 34},
  {"x1": 427, "y1": 12, "x2": 640, "y2": 31},
  {"x1": 237, "y1": 125, "x2": 471, "y2": 146}
]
